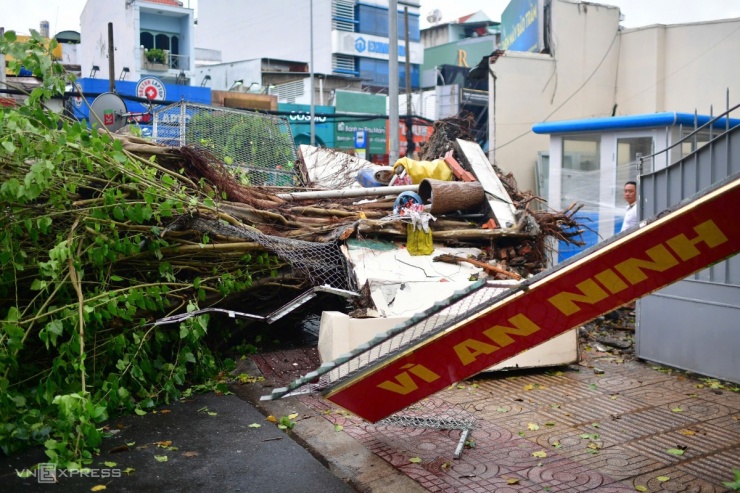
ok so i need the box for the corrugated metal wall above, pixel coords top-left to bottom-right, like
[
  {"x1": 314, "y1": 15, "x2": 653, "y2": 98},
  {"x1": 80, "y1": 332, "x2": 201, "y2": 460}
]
[{"x1": 638, "y1": 106, "x2": 740, "y2": 383}]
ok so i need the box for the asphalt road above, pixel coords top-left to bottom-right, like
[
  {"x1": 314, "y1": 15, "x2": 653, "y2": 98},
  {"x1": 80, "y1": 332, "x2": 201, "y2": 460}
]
[{"x1": 0, "y1": 392, "x2": 355, "y2": 493}]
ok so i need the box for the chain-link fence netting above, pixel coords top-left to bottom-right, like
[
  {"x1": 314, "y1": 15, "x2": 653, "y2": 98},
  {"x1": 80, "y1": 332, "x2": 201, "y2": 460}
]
[
  {"x1": 151, "y1": 101, "x2": 303, "y2": 187},
  {"x1": 186, "y1": 216, "x2": 351, "y2": 291}
]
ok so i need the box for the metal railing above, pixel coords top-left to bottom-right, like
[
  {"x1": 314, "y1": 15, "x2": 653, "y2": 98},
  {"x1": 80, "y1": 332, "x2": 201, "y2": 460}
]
[{"x1": 140, "y1": 50, "x2": 190, "y2": 71}]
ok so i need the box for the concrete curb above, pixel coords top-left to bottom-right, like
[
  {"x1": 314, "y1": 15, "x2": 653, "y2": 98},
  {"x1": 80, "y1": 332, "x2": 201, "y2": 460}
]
[{"x1": 231, "y1": 358, "x2": 427, "y2": 493}]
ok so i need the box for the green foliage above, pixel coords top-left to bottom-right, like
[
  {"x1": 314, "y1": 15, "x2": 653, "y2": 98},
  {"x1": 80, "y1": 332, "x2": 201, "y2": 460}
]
[
  {"x1": 724, "y1": 469, "x2": 740, "y2": 491},
  {"x1": 145, "y1": 48, "x2": 167, "y2": 64},
  {"x1": 278, "y1": 415, "x2": 296, "y2": 430},
  {"x1": 0, "y1": 33, "x2": 264, "y2": 466}
]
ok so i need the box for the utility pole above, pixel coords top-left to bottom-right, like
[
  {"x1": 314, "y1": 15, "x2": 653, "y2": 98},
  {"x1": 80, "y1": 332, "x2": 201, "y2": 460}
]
[
  {"x1": 404, "y1": 6, "x2": 414, "y2": 158},
  {"x1": 309, "y1": 0, "x2": 316, "y2": 146},
  {"x1": 388, "y1": 0, "x2": 399, "y2": 164},
  {"x1": 403, "y1": 6, "x2": 416, "y2": 158},
  {"x1": 108, "y1": 23, "x2": 116, "y2": 93}
]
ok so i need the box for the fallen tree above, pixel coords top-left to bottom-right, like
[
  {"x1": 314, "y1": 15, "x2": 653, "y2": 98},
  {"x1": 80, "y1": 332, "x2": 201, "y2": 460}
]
[
  {"x1": 0, "y1": 33, "x2": 589, "y2": 465},
  {"x1": 0, "y1": 34, "x2": 282, "y2": 464}
]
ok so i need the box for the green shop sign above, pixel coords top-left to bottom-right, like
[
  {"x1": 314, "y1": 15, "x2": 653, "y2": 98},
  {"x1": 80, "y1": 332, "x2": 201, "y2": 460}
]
[
  {"x1": 279, "y1": 103, "x2": 335, "y2": 148},
  {"x1": 335, "y1": 120, "x2": 387, "y2": 154},
  {"x1": 334, "y1": 91, "x2": 387, "y2": 154}
]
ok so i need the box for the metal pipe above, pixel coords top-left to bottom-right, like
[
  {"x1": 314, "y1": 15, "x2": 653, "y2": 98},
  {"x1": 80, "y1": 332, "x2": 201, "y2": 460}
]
[
  {"x1": 276, "y1": 185, "x2": 419, "y2": 201},
  {"x1": 389, "y1": 0, "x2": 399, "y2": 164},
  {"x1": 454, "y1": 429, "x2": 471, "y2": 459}
]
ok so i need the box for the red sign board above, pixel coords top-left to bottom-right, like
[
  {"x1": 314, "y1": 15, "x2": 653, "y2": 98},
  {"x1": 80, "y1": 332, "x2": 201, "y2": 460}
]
[
  {"x1": 386, "y1": 118, "x2": 434, "y2": 156},
  {"x1": 326, "y1": 178, "x2": 740, "y2": 422}
]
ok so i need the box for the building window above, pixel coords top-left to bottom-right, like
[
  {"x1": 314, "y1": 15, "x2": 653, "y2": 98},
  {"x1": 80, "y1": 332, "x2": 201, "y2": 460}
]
[
  {"x1": 332, "y1": 54, "x2": 358, "y2": 75},
  {"x1": 616, "y1": 136, "x2": 652, "y2": 188},
  {"x1": 357, "y1": 58, "x2": 419, "y2": 89},
  {"x1": 679, "y1": 129, "x2": 711, "y2": 157},
  {"x1": 332, "y1": 0, "x2": 356, "y2": 32},
  {"x1": 561, "y1": 136, "x2": 600, "y2": 211},
  {"x1": 140, "y1": 31, "x2": 180, "y2": 56},
  {"x1": 355, "y1": 4, "x2": 420, "y2": 42}
]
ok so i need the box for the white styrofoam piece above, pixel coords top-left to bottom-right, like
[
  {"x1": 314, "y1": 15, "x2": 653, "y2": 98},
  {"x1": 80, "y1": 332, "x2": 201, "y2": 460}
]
[
  {"x1": 318, "y1": 311, "x2": 579, "y2": 371},
  {"x1": 318, "y1": 311, "x2": 408, "y2": 365}
]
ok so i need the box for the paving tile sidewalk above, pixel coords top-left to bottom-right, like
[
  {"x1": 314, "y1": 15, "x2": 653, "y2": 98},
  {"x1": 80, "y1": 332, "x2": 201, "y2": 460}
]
[{"x1": 247, "y1": 333, "x2": 740, "y2": 492}]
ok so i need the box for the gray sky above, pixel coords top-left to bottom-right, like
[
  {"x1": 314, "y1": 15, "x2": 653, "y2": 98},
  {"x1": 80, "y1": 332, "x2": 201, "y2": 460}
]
[{"x1": 3, "y1": 0, "x2": 740, "y2": 36}]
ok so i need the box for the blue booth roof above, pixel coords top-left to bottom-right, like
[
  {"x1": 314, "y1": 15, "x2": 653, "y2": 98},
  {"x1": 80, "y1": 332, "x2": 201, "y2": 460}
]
[{"x1": 532, "y1": 112, "x2": 740, "y2": 134}]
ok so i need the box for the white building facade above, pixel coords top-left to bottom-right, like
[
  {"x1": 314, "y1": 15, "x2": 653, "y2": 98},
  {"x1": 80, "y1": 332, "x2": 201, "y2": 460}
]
[
  {"x1": 196, "y1": 0, "x2": 423, "y2": 93},
  {"x1": 80, "y1": 0, "x2": 196, "y2": 86},
  {"x1": 488, "y1": 0, "x2": 740, "y2": 194}
]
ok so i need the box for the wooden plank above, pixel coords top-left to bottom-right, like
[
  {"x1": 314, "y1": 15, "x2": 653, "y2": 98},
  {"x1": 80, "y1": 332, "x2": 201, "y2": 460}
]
[{"x1": 455, "y1": 139, "x2": 518, "y2": 229}]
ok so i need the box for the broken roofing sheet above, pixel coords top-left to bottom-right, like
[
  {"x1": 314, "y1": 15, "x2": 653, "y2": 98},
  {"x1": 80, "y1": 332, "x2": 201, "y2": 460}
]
[{"x1": 342, "y1": 238, "x2": 487, "y2": 318}]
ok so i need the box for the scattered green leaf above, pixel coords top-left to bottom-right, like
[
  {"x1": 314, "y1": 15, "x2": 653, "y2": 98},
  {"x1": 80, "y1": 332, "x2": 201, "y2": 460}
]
[{"x1": 722, "y1": 469, "x2": 740, "y2": 490}]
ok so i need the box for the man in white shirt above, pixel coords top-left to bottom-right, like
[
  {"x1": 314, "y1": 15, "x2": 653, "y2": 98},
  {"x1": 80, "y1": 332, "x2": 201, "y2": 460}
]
[{"x1": 620, "y1": 181, "x2": 637, "y2": 232}]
